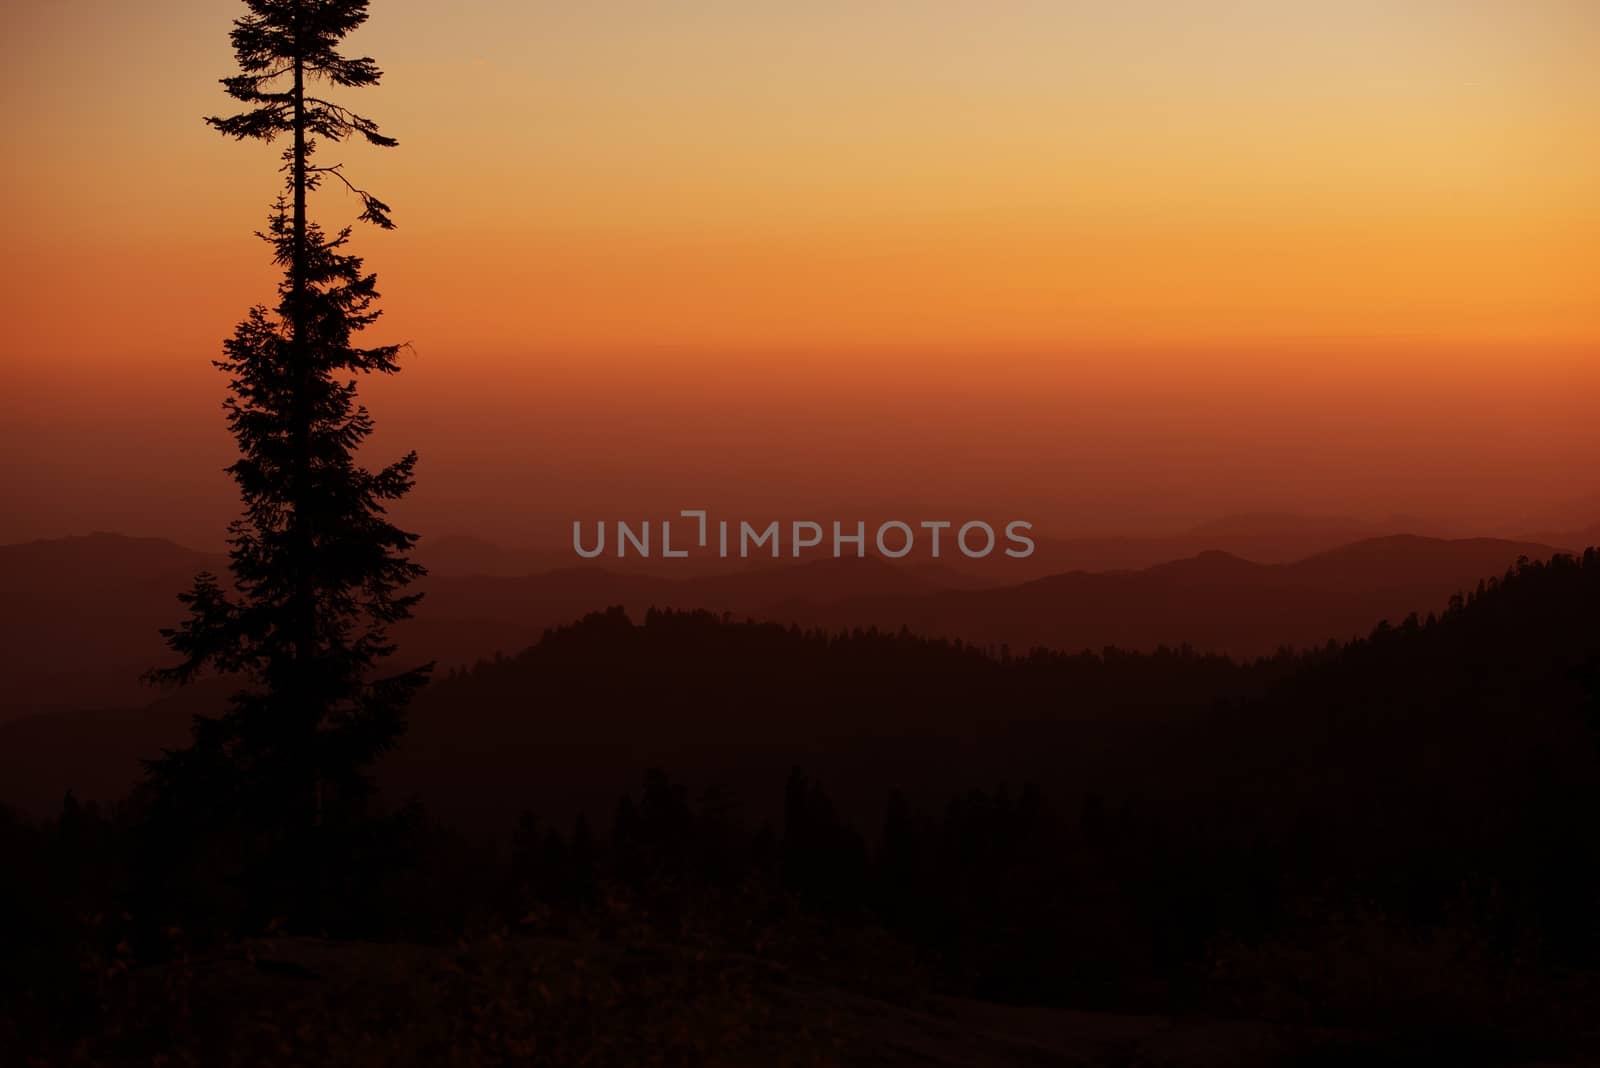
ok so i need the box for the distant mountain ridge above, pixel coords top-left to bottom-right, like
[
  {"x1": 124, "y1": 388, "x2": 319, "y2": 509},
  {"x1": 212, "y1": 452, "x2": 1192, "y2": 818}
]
[
  {"x1": 780, "y1": 534, "x2": 1569, "y2": 658},
  {"x1": 419, "y1": 511, "x2": 1445, "y2": 581},
  {"x1": 0, "y1": 527, "x2": 1585, "y2": 721},
  {"x1": 0, "y1": 533, "x2": 229, "y2": 720}
]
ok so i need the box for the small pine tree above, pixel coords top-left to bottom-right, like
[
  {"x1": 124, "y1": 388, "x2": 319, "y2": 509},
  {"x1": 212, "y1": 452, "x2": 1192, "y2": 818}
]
[{"x1": 147, "y1": 0, "x2": 428, "y2": 909}]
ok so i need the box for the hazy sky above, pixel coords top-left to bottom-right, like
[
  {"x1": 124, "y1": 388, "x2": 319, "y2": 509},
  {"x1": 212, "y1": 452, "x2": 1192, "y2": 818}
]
[{"x1": 3, "y1": 1, "x2": 1597, "y2": 547}]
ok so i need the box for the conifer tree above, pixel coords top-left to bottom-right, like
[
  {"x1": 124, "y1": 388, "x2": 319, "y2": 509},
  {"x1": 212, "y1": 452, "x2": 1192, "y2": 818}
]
[{"x1": 149, "y1": 0, "x2": 428, "y2": 850}]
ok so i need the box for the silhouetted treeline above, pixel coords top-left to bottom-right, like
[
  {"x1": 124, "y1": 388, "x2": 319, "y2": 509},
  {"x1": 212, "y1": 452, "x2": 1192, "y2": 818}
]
[{"x1": 387, "y1": 606, "x2": 1300, "y2": 838}]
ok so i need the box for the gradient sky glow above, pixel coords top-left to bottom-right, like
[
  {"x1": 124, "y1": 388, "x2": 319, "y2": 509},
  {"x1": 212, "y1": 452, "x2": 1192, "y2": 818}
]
[{"x1": 3, "y1": 1, "x2": 1597, "y2": 546}]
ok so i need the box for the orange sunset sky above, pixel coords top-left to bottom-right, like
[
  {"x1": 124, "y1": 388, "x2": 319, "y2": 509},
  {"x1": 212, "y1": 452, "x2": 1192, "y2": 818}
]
[{"x1": 2, "y1": 0, "x2": 1597, "y2": 548}]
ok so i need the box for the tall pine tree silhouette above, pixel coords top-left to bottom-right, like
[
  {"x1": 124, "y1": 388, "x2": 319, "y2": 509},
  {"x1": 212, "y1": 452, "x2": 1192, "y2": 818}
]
[{"x1": 149, "y1": 0, "x2": 428, "y2": 852}]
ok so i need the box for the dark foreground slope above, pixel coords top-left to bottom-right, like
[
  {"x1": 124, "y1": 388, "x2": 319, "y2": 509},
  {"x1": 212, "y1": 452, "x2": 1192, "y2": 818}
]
[
  {"x1": 12, "y1": 932, "x2": 1557, "y2": 1068},
  {"x1": 4, "y1": 551, "x2": 1599, "y2": 1065},
  {"x1": 386, "y1": 549, "x2": 1600, "y2": 1031}
]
